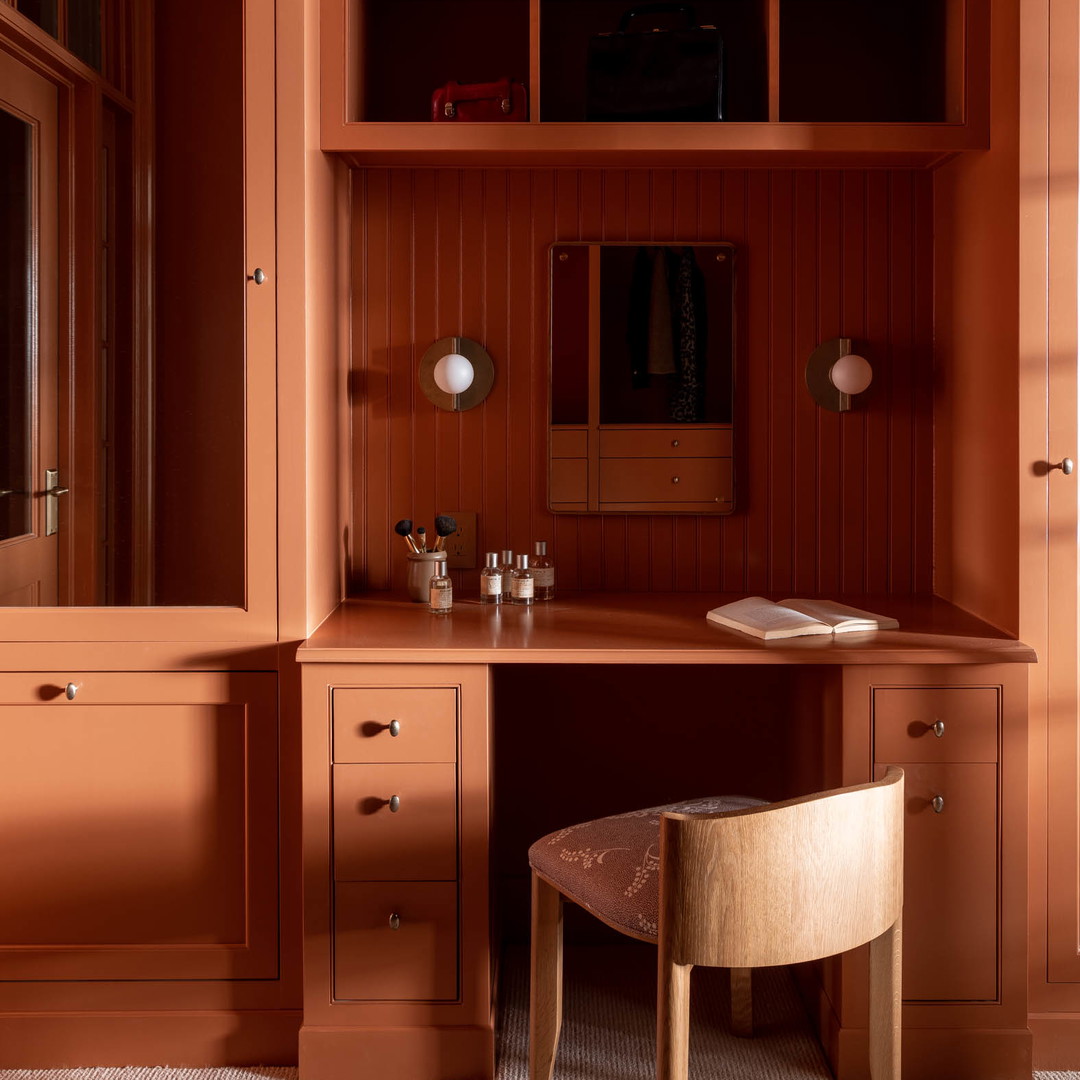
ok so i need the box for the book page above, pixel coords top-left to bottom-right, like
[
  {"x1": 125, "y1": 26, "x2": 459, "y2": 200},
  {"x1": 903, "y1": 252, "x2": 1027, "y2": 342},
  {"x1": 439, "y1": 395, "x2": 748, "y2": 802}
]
[
  {"x1": 705, "y1": 596, "x2": 833, "y2": 639},
  {"x1": 779, "y1": 598, "x2": 899, "y2": 632}
]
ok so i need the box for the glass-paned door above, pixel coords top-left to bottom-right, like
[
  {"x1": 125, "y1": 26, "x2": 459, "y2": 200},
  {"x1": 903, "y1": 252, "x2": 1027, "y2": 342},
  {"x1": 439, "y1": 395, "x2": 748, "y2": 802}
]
[{"x1": 0, "y1": 51, "x2": 58, "y2": 605}]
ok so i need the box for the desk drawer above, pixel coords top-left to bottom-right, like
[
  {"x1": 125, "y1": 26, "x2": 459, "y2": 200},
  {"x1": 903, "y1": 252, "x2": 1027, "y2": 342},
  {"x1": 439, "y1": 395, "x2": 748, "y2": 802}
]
[
  {"x1": 599, "y1": 427, "x2": 732, "y2": 458},
  {"x1": 874, "y1": 687, "x2": 998, "y2": 763},
  {"x1": 334, "y1": 763, "x2": 457, "y2": 881},
  {"x1": 333, "y1": 687, "x2": 456, "y2": 763},
  {"x1": 334, "y1": 881, "x2": 458, "y2": 1001},
  {"x1": 599, "y1": 458, "x2": 732, "y2": 506}
]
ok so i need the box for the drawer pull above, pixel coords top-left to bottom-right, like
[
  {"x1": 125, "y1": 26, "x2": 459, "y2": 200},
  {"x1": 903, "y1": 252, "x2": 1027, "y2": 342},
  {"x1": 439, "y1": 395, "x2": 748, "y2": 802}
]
[
  {"x1": 931, "y1": 794, "x2": 945, "y2": 814},
  {"x1": 931, "y1": 720, "x2": 945, "y2": 738},
  {"x1": 671, "y1": 439, "x2": 680, "y2": 448},
  {"x1": 389, "y1": 912, "x2": 401, "y2": 931},
  {"x1": 672, "y1": 476, "x2": 680, "y2": 484},
  {"x1": 388, "y1": 719, "x2": 401, "y2": 737},
  {"x1": 65, "y1": 682, "x2": 79, "y2": 701},
  {"x1": 388, "y1": 795, "x2": 401, "y2": 813}
]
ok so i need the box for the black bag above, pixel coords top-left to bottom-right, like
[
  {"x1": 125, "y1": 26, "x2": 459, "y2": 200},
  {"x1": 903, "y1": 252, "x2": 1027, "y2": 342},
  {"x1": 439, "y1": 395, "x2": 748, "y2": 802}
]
[{"x1": 586, "y1": 4, "x2": 724, "y2": 122}]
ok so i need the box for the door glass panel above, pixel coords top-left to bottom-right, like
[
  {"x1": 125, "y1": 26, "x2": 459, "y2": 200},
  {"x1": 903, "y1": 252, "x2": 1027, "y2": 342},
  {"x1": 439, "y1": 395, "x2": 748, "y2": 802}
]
[
  {"x1": 0, "y1": 111, "x2": 32, "y2": 544},
  {"x1": 16, "y1": 0, "x2": 58, "y2": 37},
  {"x1": 68, "y1": 0, "x2": 102, "y2": 70}
]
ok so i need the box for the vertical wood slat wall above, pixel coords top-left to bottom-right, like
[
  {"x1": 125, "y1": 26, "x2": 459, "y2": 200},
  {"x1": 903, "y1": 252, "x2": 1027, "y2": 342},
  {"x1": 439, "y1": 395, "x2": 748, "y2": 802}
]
[{"x1": 352, "y1": 167, "x2": 933, "y2": 596}]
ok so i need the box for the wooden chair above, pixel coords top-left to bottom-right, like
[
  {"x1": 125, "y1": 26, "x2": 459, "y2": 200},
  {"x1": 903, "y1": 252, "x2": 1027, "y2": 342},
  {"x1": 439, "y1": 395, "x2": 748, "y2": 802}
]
[{"x1": 528, "y1": 766, "x2": 904, "y2": 1080}]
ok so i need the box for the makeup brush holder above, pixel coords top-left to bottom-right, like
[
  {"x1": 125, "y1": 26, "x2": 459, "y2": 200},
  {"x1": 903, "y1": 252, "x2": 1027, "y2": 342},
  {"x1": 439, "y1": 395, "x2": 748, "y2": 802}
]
[{"x1": 406, "y1": 552, "x2": 447, "y2": 602}]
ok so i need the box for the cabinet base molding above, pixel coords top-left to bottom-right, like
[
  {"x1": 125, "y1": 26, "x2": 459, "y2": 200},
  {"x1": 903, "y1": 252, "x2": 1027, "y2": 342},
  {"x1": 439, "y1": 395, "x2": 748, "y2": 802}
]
[
  {"x1": 825, "y1": 1020, "x2": 1032, "y2": 1080},
  {"x1": 0, "y1": 1010, "x2": 301, "y2": 1067},
  {"x1": 1030, "y1": 1015, "x2": 1080, "y2": 1069},
  {"x1": 298, "y1": 1024, "x2": 494, "y2": 1080}
]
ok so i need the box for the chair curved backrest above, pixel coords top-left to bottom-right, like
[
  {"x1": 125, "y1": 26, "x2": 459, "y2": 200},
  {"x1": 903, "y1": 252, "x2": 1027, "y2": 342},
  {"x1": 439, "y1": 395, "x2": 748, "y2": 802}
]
[{"x1": 658, "y1": 766, "x2": 904, "y2": 970}]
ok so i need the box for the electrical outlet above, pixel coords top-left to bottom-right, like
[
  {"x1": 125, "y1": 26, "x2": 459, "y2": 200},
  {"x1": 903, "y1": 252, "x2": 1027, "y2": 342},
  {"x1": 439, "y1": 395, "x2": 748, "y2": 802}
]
[{"x1": 441, "y1": 511, "x2": 477, "y2": 569}]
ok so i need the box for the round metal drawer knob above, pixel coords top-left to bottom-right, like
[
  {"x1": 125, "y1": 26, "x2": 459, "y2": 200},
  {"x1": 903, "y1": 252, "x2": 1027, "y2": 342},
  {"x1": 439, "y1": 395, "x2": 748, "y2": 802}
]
[
  {"x1": 931, "y1": 720, "x2": 945, "y2": 738},
  {"x1": 389, "y1": 912, "x2": 401, "y2": 930},
  {"x1": 388, "y1": 719, "x2": 401, "y2": 737},
  {"x1": 931, "y1": 794, "x2": 945, "y2": 814},
  {"x1": 389, "y1": 795, "x2": 401, "y2": 813},
  {"x1": 672, "y1": 476, "x2": 680, "y2": 484},
  {"x1": 671, "y1": 439, "x2": 680, "y2": 448},
  {"x1": 65, "y1": 682, "x2": 79, "y2": 701}
]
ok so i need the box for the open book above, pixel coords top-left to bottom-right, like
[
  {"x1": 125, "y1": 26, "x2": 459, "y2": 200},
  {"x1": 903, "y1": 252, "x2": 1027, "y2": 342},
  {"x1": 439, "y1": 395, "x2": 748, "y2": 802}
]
[{"x1": 706, "y1": 597, "x2": 900, "y2": 640}]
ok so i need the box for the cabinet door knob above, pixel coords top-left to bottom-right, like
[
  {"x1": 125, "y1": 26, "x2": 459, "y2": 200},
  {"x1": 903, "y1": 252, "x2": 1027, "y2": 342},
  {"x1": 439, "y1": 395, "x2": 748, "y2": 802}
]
[
  {"x1": 65, "y1": 682, "x2": 79, "y2": 701},
  {"x1": 248, "y1": 267, "x2": 267, "y2": 285},
  {"x1": 388, "y1": 795, "x2": 401, "y2": 813},
  {"x1": 388, "y1": 719, "x2": 401, "y2": 737},
  {"x1": 931, "y1": 794, "x2": 945, "y2": 814},
  {"x1": 389, "y1": 912, "x2": 401, "y2": 930},
  {"x1": 931, "y1": 720, "x2": 945, "y2": 738},
  {"x1": 1051, "y1": 457, "x2": 1075, "y2": 475}
]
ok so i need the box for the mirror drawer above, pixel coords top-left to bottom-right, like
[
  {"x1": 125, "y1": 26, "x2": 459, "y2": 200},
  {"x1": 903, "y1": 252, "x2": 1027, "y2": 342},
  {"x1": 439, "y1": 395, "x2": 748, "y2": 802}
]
[
  {"x1": 599, "y1": 426, "x2": 732, "y2": 458},
  {"x1": 599, "y1": 457, "x2": 732, "y2": 506}
]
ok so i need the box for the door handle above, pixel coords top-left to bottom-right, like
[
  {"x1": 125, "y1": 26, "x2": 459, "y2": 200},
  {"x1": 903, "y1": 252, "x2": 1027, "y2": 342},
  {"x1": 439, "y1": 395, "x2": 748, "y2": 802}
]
[{"x1": 44, "y1": 469, "x2": 68, "y2": 536}]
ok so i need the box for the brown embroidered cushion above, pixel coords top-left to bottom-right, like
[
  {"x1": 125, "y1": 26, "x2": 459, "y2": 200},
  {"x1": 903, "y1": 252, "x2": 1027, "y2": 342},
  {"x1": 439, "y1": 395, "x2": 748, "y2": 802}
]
[{"x1": 528, "y1": 795, "x2": 768, "y2": 941}]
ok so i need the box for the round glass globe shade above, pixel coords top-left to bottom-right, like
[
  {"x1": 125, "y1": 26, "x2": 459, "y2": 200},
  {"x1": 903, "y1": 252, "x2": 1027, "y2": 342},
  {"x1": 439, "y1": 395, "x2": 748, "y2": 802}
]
[
  {"x1": 433, "y1": 352, "x2": 475, "y2": 395},
  {"x1": 830, "y1": 353, "x2": 872, "y2": 395}
]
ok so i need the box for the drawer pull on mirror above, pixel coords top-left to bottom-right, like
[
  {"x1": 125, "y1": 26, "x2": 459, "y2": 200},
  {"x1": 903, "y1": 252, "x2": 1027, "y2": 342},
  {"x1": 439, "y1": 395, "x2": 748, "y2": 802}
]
[
  {"x1": 672, "y1": 476, "x2": 680, "y2": 484},
  {"x1": 389, "y1": 912, "x2": 400, "y2": 931},
  {"x1": 65, "y1": 682, "x2": 79, "y2": 701},
  {"x1": 671, "y1": 439, "x2": 679, "y2": 448},
  {"x1": 388, "y1": 795, "x2": 401, "y2": 813},
  {"x1": 388, "y1": 719, "x2": 401, "y2": 737},
  {"x1": 931, "y1": 720, "x2": 945, "y2": 738},
  {"x1": 931, "y1": 794, "x2": 945, "y2": 814}
]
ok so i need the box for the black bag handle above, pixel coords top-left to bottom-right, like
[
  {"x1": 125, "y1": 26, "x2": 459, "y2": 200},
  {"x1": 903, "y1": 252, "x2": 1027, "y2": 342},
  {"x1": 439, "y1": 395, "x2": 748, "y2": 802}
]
[{"x1": 617, "y1": 4, "x2": 699, "y2": 33}]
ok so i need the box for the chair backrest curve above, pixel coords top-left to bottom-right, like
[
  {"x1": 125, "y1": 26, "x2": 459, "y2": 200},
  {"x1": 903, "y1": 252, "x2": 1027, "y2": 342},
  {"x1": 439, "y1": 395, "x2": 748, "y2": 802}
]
[{"x1": 658, "y1": 766, "x2": 904, "y2": 968}]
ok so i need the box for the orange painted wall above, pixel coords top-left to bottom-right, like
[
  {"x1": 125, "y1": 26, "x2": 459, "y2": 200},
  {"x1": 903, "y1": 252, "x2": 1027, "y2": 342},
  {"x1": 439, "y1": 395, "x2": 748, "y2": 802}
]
[{"x1": 351, "y1": 167, "x2": 935, "y2": 596}]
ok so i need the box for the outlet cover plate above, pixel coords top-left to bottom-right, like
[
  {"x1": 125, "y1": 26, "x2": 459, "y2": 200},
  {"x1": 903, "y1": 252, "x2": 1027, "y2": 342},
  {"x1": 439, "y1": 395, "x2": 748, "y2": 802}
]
[{"x1": 441, "y1": 511, "x2": 477, "y2": 569}]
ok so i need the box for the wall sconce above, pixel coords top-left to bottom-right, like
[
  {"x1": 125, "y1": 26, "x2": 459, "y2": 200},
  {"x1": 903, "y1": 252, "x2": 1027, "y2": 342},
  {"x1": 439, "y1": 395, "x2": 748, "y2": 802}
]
[
  {"x1": 419, "y1": 336, "x2": 495, "y2": 411},
  {"x1": 805, "y1": 337, "x2": 873, "y2": 412}
]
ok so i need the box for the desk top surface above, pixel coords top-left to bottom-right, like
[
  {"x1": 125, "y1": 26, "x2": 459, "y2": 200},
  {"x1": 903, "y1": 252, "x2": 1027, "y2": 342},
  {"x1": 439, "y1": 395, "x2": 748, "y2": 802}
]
[{"x1": 297, "y1": 593, "x2": 1037, "y2": 666}]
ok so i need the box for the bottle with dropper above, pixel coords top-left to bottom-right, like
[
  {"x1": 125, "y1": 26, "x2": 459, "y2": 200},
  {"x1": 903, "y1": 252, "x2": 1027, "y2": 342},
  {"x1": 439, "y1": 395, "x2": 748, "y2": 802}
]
[{"x1": 531, "y1": 541, "x2": 555, "y2": 601}]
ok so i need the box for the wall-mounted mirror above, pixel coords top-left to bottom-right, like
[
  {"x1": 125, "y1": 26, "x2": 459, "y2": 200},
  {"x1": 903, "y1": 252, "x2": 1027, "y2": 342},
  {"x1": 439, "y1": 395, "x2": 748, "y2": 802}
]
[
  {"x1": 0, "y1": 1, "x2": 247, "y2": 606},
  {"x1": 549, "y1": 242, "x2": 735, "y2": 514}
]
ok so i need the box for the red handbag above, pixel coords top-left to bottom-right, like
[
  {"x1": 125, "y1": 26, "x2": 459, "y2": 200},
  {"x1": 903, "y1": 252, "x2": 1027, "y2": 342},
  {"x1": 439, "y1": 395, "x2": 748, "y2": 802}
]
[{"x1": 431, "y1": 77, "x2": 528, "y2": 122}]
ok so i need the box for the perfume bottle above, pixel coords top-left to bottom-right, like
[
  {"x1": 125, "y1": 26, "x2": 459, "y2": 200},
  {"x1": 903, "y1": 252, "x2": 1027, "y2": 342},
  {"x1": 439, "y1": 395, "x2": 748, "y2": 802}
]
[
  {"x1": 428, "y1": 554, "x2": 452, "y2": 614},
  {"x1": 480, "y1": 551, "x2": 502, "y2": 604},
  {"x1": 499, "y1": 549, "x2": 515, "y2": 602},
  {"x1": 510, "y1": 553, "x2": 534, "y2": 606},
  {"x1": 531, "y1": 541, "x2": 555, "y2": 601}
]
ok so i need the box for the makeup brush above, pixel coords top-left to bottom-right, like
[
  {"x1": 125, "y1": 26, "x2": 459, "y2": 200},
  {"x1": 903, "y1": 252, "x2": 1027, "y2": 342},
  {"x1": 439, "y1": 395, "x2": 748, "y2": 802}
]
[
  {"x1": 394, "y1": 518, "x2": 420, "y2": 554},
  {"x1": 416, "y1": 526, "x2": 427, "y2": 552},
  {"x1": 433, "y1": 514, "x2": 457, "y2": 552}
]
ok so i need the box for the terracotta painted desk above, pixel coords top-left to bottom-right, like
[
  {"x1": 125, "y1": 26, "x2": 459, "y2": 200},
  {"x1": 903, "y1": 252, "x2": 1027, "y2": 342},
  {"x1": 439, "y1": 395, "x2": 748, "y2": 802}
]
[{"x1": 297, "y1": 594, "x2": 1035, "y2": 1080}]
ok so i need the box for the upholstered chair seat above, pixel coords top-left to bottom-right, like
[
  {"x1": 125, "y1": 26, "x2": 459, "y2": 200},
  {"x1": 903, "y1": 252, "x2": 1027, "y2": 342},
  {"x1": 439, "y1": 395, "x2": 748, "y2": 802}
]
[{"x1": 528, "y1": 795, "x2": 768, "y2": 942}]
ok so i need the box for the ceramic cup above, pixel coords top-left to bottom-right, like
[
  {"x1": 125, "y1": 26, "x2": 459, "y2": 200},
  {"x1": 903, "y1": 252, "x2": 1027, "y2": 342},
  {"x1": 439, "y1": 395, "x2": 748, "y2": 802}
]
[{"x1": 406, "y1": 551, "x2": 447, "y2": 602}]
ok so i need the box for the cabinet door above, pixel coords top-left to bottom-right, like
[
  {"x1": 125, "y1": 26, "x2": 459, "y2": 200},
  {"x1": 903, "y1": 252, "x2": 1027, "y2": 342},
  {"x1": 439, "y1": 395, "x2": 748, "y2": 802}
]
[{"x1": 0, "y1": 671, "x2": 278, "y2": 980}]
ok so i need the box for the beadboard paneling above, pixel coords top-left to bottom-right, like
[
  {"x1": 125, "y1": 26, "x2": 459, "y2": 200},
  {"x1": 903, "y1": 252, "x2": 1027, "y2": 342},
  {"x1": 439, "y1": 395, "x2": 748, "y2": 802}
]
[{"x1": 351, "y1": 168, "x2": 934, "y2": 595}]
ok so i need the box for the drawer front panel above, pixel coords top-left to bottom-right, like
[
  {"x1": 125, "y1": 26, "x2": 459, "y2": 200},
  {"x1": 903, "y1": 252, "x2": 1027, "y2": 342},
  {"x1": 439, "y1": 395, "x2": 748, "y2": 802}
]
[
  {"x1": 334, "y1": 763, "x2": 457, "y2": 880},
  {"x1": 334, "y1": 881, "x2": 458, "y2": 1001},
  {"x1": 550, "y1": 428, "x2": 588, "y2": 457},
  {"x1": 599, "y1": 426, "x2": 732, "y2": 458},
  {"x1": 550, "y1": 458, "x2": 588, "y2": 505},
  {"x1": 333, "y1": 687, "x2": 456, "y2": 763},
  {"x1": 599, "y1": 457, "x2": 732, "y2": 505},
  {"x1": 874, "y1": 687, "x2": 999, "y2": 763},
  {"x1": 876, "y1": 762, "x2": 998, "y2": 1002}
]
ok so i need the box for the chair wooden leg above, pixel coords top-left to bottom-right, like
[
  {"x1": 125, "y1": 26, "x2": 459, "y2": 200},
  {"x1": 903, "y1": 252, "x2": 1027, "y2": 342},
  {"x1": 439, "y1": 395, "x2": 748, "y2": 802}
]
[
  {"x1": 529, "y1": 870, "x2": 564, "y2": 1080},
  {"x1": 657, "y1": 953, "x2": 692, "y2": 1080},
  {"x1": 868, "y1": 914, "x2": 902, "y2": 1080},
  {"x1": 729, "y1": 967, "x2": 753, "y2": 1038}
]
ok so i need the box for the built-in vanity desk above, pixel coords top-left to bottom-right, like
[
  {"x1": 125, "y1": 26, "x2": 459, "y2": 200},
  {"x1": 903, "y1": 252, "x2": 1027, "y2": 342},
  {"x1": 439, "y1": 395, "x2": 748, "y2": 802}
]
[{"x1": 298, "y1": 594, "x2": 1034, "y2": 1080}]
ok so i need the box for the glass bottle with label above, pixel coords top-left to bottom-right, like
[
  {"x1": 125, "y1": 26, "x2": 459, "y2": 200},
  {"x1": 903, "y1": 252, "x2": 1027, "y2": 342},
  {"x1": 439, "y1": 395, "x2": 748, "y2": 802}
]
[
  {"x1": 510, "y1": 553, "x2": 534, "y2": 606},
  {"x1": 428, "y1": 554, "x2": 452, "y2": 615},
  {"x1": 499, "y1": 549, "x2": 515, "y2": 602},
  {"x1": 480, "y1": 551, "x2": 502, "y2": 605},
  {"x1": 531, "y1": 541, "x2": 555, "y2": 601}
]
